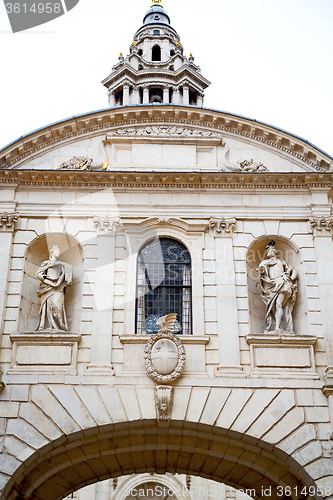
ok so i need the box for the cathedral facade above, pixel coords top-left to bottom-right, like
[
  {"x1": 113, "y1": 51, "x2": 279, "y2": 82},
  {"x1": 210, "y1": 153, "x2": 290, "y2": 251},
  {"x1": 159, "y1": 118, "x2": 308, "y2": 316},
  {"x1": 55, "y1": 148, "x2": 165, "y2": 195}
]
[{"x1": 0, "y1": 2, "x2": 333, "y2": 499}]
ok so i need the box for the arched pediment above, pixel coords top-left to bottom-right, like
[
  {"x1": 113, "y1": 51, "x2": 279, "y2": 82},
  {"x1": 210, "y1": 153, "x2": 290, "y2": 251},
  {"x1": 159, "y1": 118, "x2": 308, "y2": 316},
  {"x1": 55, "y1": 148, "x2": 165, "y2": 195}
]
[{"x1": 0, "y1": 105, "x2": 332, "y2": 173}]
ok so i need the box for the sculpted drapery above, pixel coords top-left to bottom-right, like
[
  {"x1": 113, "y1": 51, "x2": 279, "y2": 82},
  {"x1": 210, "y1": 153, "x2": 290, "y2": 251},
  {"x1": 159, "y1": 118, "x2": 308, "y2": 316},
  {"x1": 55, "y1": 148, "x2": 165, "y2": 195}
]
[
  {"x1": 36, "y1": 245, "x2": 72, "y2": 331},
  {"x1": 258, "y1": 241, "x2": 298, "y2": 333}
]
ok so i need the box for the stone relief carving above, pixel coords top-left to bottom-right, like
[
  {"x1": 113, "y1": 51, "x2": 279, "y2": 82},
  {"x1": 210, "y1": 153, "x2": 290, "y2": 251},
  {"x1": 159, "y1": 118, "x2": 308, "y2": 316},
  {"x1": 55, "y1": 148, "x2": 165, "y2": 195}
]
[
  {"x1": 93, "y1": 216, "x2": 120, "y2": 235},
  {"x1": 156, "y1": 217, "x2": 172, "y2": 224},
  {"x1": 258, "y1": 241, "x2": 298, "y2": 333},
  {"x1": 106, "y1": 126, "x2": 222, "y2": 138},
  {"x1": 36, "y1": 245, "x2": 73, "y2": 331},
  {"x1": 220, "y1": 142, "x2": 268, "y2": 172},
  {"x1": 57, "y1": 156, "x2": 95, "y2": 170},
  {"x1": 309, "y1": 215, "x2": 333, "y2": 235},
  {"x1": 155, "y1": 385, "x2": 173, "y2": 422},
  {"x1": 209, "y1": 217, "x2": 236, "y2": 236},
  {"x1": 144, "y1": 314, "x2": 186, "y2": 384},
  {"x1": 0, "y1": 212, "x2": 19, "y2": 231}
]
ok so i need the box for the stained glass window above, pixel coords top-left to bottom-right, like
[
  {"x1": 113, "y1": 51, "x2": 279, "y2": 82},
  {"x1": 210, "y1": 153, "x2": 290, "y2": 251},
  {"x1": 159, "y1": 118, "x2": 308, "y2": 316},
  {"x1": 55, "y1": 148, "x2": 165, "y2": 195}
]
[{"x1": 136, "y1": 238, "x2": 192, "y2": 334}]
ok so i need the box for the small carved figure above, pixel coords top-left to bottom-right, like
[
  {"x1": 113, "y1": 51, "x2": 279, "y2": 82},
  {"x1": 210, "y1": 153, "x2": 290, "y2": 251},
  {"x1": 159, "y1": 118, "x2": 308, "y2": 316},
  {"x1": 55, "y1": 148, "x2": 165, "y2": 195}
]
[
  {"x1": 258, "y1": 241, "x2": 298, "y2": 333},
  {"x1": 156, "y1": 313, "x2": 178, "y2": 334},
  {"x1": 36, "y1": 245, "x2": 72, "y2": 331}
]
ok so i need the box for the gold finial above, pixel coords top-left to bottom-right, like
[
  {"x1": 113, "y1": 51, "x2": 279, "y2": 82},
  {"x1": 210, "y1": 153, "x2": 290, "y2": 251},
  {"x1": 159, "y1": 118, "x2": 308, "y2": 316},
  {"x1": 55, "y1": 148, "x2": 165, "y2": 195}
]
[{"x1": 151, "y1": 0, "x2": 163, "y2": 6}]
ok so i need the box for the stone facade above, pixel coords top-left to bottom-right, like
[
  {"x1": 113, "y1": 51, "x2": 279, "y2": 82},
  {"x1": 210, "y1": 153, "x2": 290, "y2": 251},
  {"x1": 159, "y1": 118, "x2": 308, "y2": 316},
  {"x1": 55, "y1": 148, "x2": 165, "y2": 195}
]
[{"x1": 0, "y1": 2, "x2": 333, "y2": 500}]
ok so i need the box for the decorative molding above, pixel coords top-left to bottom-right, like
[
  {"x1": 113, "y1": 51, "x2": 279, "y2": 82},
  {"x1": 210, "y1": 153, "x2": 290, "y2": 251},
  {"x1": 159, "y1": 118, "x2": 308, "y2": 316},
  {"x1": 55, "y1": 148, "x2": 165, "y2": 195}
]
[
  {"x1": 246, "y1": 333, "x2": 318, "y2": 380},
  {"x1": 309, "y1": 215, "x2": 333, "y2": 236},
  {"x1": 9, "y1": 331, "x2": 81, "y2": 375},
  {"x1": 0, "y1": 212, "x2": 19, "y2": 231},
  {"x1": 144, "y1": 331, "x2": 186, "y2": 384},
  {"x1": 1, "y1": 106, "x2": 331, "y2": 172},
  {"x1": 93, "y1": 216, "x2": 120, "y2": 235},
  {"x1": 209, "y1": 217, "x2": 236, "y2": 236},
  {"x1": 122, "y1": 216, "x2": 208, "y2": 234},
  {"x1": 0, "y1": 170, "x2": 332, "y2": 191},
  {"x1": 155, "y1": 385, "x2": 173, "y2": 422}
]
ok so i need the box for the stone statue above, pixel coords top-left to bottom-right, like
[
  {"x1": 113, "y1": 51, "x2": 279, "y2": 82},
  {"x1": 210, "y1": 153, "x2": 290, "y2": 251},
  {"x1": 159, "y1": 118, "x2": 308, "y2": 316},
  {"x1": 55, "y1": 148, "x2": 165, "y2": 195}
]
[
  {"x1": 258, "y1": 241, "x2": 298, "y2": 333},
  {"x1": 36, "y1": 245, "x2": 72, "y2": 331}
]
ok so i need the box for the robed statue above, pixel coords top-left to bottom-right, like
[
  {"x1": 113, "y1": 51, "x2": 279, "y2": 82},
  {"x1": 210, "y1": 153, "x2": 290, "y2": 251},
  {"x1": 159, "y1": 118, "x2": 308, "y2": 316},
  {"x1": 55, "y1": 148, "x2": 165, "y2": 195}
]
[
  {"x1": 258, "y1": 241, "x2": 298, "y2": 333},
  {"x1": 36, "y1": 245, "x2": 72, "y2": 331}
]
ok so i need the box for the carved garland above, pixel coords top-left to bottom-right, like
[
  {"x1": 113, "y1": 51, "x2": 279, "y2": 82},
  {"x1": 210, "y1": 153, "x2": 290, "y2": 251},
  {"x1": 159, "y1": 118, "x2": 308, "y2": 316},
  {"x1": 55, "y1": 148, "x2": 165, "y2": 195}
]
[{"x1": 143, "y1": 332, "x2": 186, "y2": 383}]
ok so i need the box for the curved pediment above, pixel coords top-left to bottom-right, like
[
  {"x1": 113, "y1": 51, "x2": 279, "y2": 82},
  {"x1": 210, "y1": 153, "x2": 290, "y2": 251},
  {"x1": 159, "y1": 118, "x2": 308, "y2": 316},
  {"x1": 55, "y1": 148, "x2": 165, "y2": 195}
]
[{"x1": 0, "y1": 105, "x2": 332, "y2": 173}]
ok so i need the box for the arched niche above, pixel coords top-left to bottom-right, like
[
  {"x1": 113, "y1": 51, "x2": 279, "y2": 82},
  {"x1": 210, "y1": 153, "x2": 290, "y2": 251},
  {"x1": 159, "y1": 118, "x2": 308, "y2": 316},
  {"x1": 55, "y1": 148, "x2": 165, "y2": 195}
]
[
  {"x1": 19, "y1": 233, "x2": 84, "y2": 332},
  {"x1": 246, "y1": 236, "x2": 309, "y2": 335}
]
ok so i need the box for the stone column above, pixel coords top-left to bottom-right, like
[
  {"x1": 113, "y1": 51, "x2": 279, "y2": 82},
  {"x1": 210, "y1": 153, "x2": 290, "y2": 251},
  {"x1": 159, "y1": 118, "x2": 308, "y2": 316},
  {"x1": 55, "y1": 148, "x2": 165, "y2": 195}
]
[
  {"x1": 132, "y1": 85, "x2": 140, "y2": 104},
  {"x1": 210, "y1": 218, "x2": 245, "y2": 377},
  {"x1": 108, "y1": 90, "x2": 115, "y2": 107},
  {"x1": 172, "y1": 87, "x2": 180, "y2": 104},
  {"x1": 197, "y1": 92, "x2": 204, "y2": 107},
  {"x1": 86, "y1": 217, "x2": 120, "y2": 375},
  {"x1": 183, "y1": 83, "x2": 189, "y2": 105},
  {"x1": 0, "y1": 212, "x2": 18, "y2": 337},
  {"x1": 143, "y1": 85, "x2": 149, "y2": 104},
  {"x1": 163, "y1": 85, "x2": 170, "y2": 104},
  {"x1": 123, "y1": 81, "x2": 130, "y2": 105}
]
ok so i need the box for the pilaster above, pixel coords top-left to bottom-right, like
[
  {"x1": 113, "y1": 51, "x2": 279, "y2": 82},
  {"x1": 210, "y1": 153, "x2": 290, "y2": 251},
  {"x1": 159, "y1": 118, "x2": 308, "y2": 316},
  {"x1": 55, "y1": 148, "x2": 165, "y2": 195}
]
[
  {"x1": 211, "y1": 218, "x2": 245, "y2": 377},
  {"x1": 86, "y1": 217, "x2": 119, "y2": 375}
]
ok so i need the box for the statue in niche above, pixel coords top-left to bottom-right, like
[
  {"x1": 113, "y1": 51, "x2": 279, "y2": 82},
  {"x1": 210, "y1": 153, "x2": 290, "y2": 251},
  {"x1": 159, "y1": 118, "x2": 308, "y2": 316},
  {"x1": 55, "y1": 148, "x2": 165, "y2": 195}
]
[
  {"x1": 36, "y1": 245, "x2": 72, "y2": 331},
  {"x1": 258, "y1": 241, "x2": 298, "y2": 333}
]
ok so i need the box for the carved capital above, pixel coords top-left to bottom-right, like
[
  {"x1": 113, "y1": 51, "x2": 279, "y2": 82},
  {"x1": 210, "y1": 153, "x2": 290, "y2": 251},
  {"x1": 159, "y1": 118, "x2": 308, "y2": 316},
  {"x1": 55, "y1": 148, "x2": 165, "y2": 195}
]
[
  {"x1": 155, "y1": 385, "x2": 173, "y2": 422},
  {"x1": 209, "y1": 217, "x2": 236, "y2": 237},
  {"x1": 0, "y1": 212, "x2": 19, "y2": 231},
  {"x1": 309, "y1": 215, "x2": 333, "y2": 236},
  {"x1": 93, "y1": 216, "x2": 120, "y2": 235}
]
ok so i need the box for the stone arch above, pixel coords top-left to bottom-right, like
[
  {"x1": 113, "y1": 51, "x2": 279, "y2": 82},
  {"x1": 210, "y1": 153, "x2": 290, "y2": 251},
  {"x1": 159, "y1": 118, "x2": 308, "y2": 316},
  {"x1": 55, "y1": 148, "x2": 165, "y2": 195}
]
[
  {"x1": 246, "y1": 235, "x2": 308, "y2": 335},
  {"x1": 152, "y1": 44, "x2": 161, "y2": 61},
  {"x1": 18, "y1": 232, "x2": 84, "y2": 332},
  {"x1": 2, "y1": 420, "x2": 319, "y2": 500}
]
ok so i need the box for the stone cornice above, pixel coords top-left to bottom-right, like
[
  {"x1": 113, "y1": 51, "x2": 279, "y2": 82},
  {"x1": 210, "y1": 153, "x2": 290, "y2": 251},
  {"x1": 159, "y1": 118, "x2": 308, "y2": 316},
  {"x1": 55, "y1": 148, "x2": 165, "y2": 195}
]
[
  {"x1": 0, "y1": 169, "x2": 332, "y2": 190},
  {"x1": 102, "y1": 64, "x2": 210, "y2": 91},
  {"x1": 1, "y1": 105, "x2": 332, "y2": 172}
]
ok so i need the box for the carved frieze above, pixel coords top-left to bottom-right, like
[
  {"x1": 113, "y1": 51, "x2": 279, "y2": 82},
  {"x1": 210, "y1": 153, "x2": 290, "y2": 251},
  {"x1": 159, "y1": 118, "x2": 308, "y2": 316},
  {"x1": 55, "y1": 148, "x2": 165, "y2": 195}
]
[
  {"x1": 155, "y1": 385, "x2": 173, "y2": 422},
  {"x1": 106, "y1": 125, "x2": 222, "y2": 138},
  {"x1": 309, "y1": 215, "x2": 333, "y2": 236},
  {"x1": 93, "y1": 216, "x2": 120, "y2": 235},
  {"x1": 0, "y1": 212, "x2": 19, "y2": 231},
  {"x1": 209, "y1": 217, "x2": 236, "y2": 236}
]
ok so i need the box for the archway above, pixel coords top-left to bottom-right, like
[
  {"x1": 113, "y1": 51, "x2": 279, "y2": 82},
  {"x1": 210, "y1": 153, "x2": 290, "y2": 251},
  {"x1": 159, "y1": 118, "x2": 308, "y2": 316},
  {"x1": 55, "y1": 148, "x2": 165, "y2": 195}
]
[{"x1": 3, "y1": 420, "x2": 318, "y2": 500}]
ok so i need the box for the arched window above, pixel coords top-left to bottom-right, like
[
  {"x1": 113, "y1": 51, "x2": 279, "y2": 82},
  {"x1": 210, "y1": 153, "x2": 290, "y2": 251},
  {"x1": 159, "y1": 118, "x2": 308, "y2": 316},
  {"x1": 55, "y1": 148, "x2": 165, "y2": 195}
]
[
  {"x1": 152, "y1": 45, "x2": 161, "y2": 61},
  {"x1": 136, "y1": 238, "x2": 192, "y2": 334}
]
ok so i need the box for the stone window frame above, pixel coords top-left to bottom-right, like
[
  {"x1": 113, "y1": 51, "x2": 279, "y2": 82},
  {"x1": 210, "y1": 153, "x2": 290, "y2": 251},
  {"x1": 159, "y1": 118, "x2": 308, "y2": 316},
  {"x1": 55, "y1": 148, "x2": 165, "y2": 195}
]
[{"x1": 122, "y1": 218, "x2": 207, "y2": 337}]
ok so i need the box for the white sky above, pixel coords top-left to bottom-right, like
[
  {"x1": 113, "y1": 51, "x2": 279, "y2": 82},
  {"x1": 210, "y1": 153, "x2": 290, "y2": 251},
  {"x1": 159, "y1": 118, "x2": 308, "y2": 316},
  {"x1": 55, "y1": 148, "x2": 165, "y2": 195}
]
[{"x1": 0, "y1": 0, "x2": 332, "y2": 157}]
